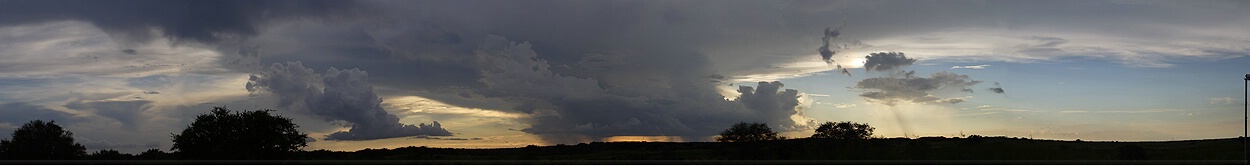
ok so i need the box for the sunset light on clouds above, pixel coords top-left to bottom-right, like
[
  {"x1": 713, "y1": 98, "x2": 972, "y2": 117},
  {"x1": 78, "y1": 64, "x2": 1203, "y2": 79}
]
[{"x1": 0, "y1": 0, "x2": 1247, "y2": 154}]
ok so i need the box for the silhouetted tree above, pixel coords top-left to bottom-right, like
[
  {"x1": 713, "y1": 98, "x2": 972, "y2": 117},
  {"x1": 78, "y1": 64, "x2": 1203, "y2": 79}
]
[
  {"x1": 137, "y1": 148, "x2": 172, "y2": 160},
  {"x1": 171, "y1": 107, "x2": 307, "y2": 160},
  {"x1": 810, "y1": 121, "x2": 874, "y2": 139},
  {"x1": 715, "y1": 122, "x2": 781, "y2": 142},
  {"x1": 88, "y1": 149, "x2": 132, "y2": 160},
  {"x1": 0, "y1": 120, "x2": 86, "y2": 160}
]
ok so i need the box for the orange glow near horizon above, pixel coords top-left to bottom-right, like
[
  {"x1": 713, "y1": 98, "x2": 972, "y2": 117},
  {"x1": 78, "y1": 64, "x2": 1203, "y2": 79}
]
[{"x1": 602, "y1": 136, "x2": 687, "y2": 142}]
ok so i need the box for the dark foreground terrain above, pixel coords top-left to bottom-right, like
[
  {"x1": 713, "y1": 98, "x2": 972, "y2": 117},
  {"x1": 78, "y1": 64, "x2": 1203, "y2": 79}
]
[{"x1": 6, "y1": 136, "x2": 1248, "y2": 164}]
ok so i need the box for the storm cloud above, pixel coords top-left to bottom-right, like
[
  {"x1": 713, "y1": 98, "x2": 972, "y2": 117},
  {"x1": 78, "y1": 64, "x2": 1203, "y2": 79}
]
[
  {"x1": 856, "y1": 71, "x2": 982, "y2": 105},
  {"x1": 464, "y1": 36, "x2": 812, "y2": 143},
  {"x1": 0, "y1": 0, "x2": 362, "y2": 44},
  {"x1": 246, "y1": 62, "x2": 452, "y2": 141}
]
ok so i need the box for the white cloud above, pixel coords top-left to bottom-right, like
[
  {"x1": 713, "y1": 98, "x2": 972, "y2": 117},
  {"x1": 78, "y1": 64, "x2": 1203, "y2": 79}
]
[
  {"x1": 951, "y1": 65, "x2": 991, "y2": 69},
  {"x1": 834, "y1": 103, "x2": 858, "y2": 108},
  {"x1": 1208, "y1": 97, "x2": 1234, "y2": 105},
  {"x1": 975, "y1": 105, "x2": 1031, "y2": 112},
  {"x1": 383, "y1": 96, "x2": 527, "y2": 119}
]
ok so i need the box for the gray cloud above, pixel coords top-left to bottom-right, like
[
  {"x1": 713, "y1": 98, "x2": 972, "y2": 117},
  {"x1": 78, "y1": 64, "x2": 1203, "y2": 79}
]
[
  {"x1": 0, "y1": 0, "x2": 363, "y2": 44},
  {"x1": 64, "y1": 100, "x2": 153, "y2": 131},
  {"x1": 466, "y1": 36, "x2": 811, "y2": 143},
  {"x1": 225, "y1": 1, "x2": 828, "y2": 143},
  {"x1": 735, "y1": 81, "x2": 805, "y2": 126},
  {"x1": 818, "y1": 27, "x2": 843, "y2": 64},
  {"x1": 863, "y1": 52, "x2": 918, "y2": 72},
  {"x1": 856, "y1": 71, "x2": 982, "y2": 105},
  {"x1": 988, "y1": 87, "x2": 1005, "y2": 94},
  {"x1": 246, "y1": 62, "x2": 452, "y2": 141},
  {"x1": 989, "y1": 82, "x2": 1006, "y2": 94},
  {"x1": 0, "y1": 0, "x2": 1243, "y2": 151},
  {"x1": 0, "y1": 102, "x2": 77, "y2": 125}
]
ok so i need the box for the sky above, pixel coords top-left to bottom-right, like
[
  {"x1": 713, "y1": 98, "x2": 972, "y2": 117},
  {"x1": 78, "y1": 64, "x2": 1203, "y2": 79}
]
[{"x1": 0, "y1": 0, "x2": 1248, "y2": 153}]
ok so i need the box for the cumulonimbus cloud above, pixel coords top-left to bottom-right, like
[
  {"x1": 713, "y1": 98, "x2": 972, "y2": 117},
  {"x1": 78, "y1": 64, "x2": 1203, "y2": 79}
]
[
  {"x1": 246, "y1": 62, "x2": 452, "y2": 141},
  {"x1": 465, "y1": 35, "x2": 813, "y2": 143}
]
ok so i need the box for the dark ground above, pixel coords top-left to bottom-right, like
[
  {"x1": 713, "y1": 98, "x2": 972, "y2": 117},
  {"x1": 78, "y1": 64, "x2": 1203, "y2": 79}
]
[{"x1": 4, "y1": 136, "x2": 1247, "y2": 164}]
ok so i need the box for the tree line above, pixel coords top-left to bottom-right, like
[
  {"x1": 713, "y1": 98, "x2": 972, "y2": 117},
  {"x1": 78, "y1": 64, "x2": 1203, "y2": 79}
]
[
  {"x1": 0, "y1": 107, "x2": 305, "y2": 160},
  {"x1": 715, "y1": 121, "x2": 875, "y2": 142},
  {"x1": 0, "y1": 106, "x2": 877, "y2": 160}
]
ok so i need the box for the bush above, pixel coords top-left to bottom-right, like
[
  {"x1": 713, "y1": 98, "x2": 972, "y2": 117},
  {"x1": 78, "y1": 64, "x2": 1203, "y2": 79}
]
[
  {"x1": 171, "y1": 107, "x2": 307, "y2": 159},
  {"x1": 88, "y1": 149, "x2": 133, "y2": 160},
  {"x1": 0, "y1": 120, "x2": 86, "y2": 160},
  {"x1": 715, "y1": 122, "x2": 781, "y2": 142},
  {"x1": 811, "y1": 121, "x2": 874, "y2": 139}
]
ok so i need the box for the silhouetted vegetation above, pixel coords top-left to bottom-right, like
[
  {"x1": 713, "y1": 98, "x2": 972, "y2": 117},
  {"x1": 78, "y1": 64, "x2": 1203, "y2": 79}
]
[
  {"x1": 715, "y1": 122, "x2": 782, "y2": 142},
  {"x1": 0, "y1": 115, "x2": 1243, "y2": 164},
  {"x1": 284, "y1": 137, "x2": 1241, "y2": 164},
  {"x1": 136, "y1": 149, "x2": 173, "y2": 160},
  {"x1": 811, "y1": 121, "x2": 874, "y2": 139},
  {"x1": 0, "y1": 120, "x2": 86, "y2": 160},
  {"x1": 88, "y1": 149, "x2": 133, "y2": 160},
  {"x1": 170, "y1": 107, "x2": 307, "y2": 160}
]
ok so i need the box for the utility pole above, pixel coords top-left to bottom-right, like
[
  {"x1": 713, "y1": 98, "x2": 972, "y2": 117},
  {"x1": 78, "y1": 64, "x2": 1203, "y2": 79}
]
[{"x1": 1243, "y1": 74, "x2": 1248, "y2": 164}]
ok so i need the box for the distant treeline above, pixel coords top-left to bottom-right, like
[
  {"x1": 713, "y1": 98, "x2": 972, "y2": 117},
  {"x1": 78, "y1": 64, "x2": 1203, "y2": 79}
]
[{"x1": 1, "y1": 107, "x2": 1245, "y2": 164}]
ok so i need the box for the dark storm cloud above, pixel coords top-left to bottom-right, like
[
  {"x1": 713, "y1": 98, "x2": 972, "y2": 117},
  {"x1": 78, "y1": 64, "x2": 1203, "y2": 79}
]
[
  {"x1": 246, "y1": 62, "x2": 452, "y2": 141},
  {"x1": 64, "y1": 100, "x2": 153, "y2": 131},
  {"x1": 856, "y1": 71, "x2": 982, "y2": 105},
  {"x1": 863, "y1": 52, "x2": 917, "y2": 72},
  {"x1": 226, "y1": 0, "x2": 828, "y2": 143},
  {"x1": 246, "y1": 23, "x2": 484, "y2": 91},
  {"x1": 0, "y1": 0, "x2": 822, "y2": 143},
  {"x1": 0, "y1": 0, "x2": 361, "y2": 44},
  {"x1": 468, "y1": 36, "x2": 810, "y2": 143}
]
